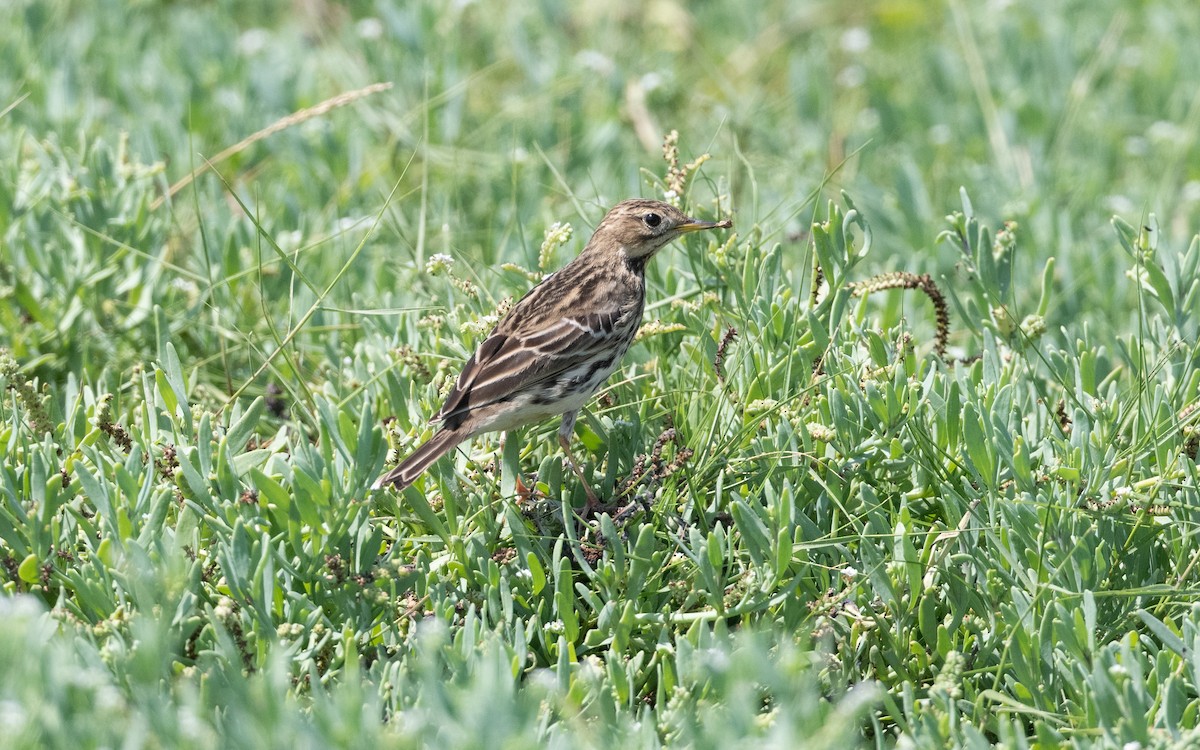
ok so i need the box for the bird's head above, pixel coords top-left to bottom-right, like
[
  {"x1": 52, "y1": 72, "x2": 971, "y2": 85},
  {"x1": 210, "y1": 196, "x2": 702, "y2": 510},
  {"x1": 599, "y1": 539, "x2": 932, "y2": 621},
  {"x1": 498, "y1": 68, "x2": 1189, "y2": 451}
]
[{"x1": 590, "y1": 199, "x2": 732, "y2": 261}]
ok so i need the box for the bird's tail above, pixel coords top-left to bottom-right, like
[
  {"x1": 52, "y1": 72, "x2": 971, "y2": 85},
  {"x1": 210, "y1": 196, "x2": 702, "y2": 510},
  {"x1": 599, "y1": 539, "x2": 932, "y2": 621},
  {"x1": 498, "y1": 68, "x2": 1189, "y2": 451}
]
[{"x1": 373, "y1": 429, "x2": 464, "y2": 490}]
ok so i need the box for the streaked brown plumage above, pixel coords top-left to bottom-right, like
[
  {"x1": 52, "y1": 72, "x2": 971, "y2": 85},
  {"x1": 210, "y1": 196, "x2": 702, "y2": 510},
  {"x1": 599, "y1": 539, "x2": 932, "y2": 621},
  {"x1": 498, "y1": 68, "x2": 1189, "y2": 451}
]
[{"x1": 375, "y1": 198, "x2": 732, "y2": 504}]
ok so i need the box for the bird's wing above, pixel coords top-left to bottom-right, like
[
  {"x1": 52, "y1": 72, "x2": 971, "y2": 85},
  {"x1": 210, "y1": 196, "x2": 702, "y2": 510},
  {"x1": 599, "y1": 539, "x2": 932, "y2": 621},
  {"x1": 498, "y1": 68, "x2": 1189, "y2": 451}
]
[{"x1": 433, "y1": 310, "x2": 626, "y2": 428}]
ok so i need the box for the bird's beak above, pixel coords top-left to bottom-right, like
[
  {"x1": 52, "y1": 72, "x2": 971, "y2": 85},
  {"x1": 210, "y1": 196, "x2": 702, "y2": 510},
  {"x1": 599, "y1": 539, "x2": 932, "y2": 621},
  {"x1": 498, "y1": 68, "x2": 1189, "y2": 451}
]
[{"x1": 676, "y1": 216, "x2": 733, "y2": 233}]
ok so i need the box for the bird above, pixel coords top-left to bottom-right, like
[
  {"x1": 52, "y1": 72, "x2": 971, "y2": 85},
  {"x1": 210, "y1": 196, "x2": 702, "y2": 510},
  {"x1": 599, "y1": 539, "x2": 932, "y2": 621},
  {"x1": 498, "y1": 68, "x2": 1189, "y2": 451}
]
[{"x1": 375, "y1": 198, "x2": 732, "y2": 506}]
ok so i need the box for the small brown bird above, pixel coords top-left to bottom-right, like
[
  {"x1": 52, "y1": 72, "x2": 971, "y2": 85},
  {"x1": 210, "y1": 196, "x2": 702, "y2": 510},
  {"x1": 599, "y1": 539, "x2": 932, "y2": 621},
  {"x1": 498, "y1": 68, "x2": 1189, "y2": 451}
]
[{"x1": 375, "y1": 198, "x2": 731, "y2": 504}]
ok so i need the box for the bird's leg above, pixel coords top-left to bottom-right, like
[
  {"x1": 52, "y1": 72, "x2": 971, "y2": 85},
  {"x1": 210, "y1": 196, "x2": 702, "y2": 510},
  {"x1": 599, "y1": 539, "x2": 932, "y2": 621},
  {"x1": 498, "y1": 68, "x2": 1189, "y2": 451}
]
[{"x1": 559, "y1": 412, "x2": 600, "y2": 509}]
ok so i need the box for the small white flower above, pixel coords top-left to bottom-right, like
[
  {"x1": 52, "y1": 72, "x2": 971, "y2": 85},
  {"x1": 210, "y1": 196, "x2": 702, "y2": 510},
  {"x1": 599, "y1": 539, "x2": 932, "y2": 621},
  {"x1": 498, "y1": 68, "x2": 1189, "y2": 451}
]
[
  {"x1": 840, "y1": 27, "x2": 872, "y2": 53},
  {"x1": 0, "y1": 700, "x2": 26, "y2": 734},
  {"x1": 1147, "y1": 121, "x2": 1183, "y2": 143},
  {"x1": 336, "y1": 217, "x2": 362, "y2": 233},
  {"x1": 356, "y1": 18, "x2": 384, "y2": 40},
  {"x1": 639, "y1": 72, "x2": 664, "y2": 92},
  {"x1": 171, "y1": 277, "x2": 200, "y2": 295},
  {"x1": 460, "y1": 313, "x2": 500, "y2": 338},
  {"x1": 425, "y1": 253, "x2": 455, "y2": 276},
  {"x1": 236, "y1": 28, "x2": 270, "y2": 56},
  {"x1": 575, "y1": 50, "x2": 614, "y2": 76},
  {"x1": 805, "y1": 422, "x2": 834, "y2": 442},
  {"x1": 1104, "y1": 194, "x2": 1136, "y2": 215},
  {"x1": 1020, "y1": 314, "x2": 1046, "y2": 338},
  {"x1": 745, "y1": 398, "x2": 778, "y2": 413},
  {"x1": 539, "y1": 222, "x2": 573, "y2": 269}
]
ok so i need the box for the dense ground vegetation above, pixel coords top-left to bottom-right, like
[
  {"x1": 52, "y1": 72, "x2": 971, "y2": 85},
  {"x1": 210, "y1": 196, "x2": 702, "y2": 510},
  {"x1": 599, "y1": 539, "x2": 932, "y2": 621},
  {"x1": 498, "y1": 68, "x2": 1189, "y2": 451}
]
[{"x1": 3, "y1": 0, "x2": 1200, "y2": 746}]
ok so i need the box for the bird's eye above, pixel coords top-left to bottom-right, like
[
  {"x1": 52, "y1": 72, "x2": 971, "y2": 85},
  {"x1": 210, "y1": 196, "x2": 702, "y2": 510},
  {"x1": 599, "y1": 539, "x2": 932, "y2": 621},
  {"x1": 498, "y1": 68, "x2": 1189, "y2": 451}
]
[{"x1": 643, "y1": 212, "x2": 662, "y2": 228}]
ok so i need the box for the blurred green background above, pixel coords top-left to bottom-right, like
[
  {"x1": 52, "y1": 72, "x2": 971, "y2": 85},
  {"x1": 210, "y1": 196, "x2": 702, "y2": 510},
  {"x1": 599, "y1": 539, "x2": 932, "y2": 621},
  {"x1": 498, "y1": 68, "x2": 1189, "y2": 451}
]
[{"x1": 5, "y1": 0, "x2": 1199, "y2": 385}]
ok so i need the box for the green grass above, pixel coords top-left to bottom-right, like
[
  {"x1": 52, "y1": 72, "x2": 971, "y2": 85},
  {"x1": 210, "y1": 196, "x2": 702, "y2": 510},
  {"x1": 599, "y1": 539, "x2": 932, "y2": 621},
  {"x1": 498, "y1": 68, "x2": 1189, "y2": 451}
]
[{"x1": 3, "y1": 0, "x2": 1200, "y2": 746}]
